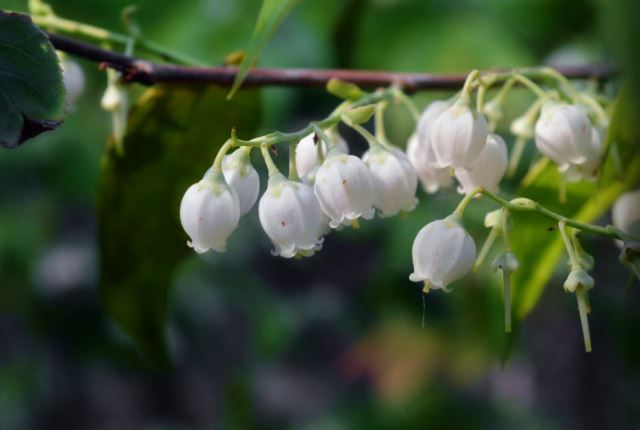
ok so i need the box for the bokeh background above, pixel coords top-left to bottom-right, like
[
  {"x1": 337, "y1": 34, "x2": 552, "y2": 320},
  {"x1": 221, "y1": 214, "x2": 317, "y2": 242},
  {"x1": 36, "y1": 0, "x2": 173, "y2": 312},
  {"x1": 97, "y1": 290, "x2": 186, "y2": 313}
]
[{"x1": 1, "y1": 0, "x2": 639, "y2": 429}]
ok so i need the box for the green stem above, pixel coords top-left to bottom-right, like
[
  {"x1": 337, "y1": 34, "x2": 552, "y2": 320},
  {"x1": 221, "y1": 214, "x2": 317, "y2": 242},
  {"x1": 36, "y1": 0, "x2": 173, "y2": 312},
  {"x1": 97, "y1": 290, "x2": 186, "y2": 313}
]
[
  {"x1": 374, "y1": 102, "x2": 389, "y2": 143},
  {"x1": 513, "y1": 73, "x2": 548, "y2": 98},
  {"x1": 559, "y1": 221, "x2": 581, "y2": 269},
  {"x1": 474, "y1": 226, "x2": 499, "y2": 271},
  {"x1": 461, "y1": 69, "x2": 480, "y2": 97},
  {"x1": 476, "y1": 188, "x2": 627, "y2": 240},
  {"x1": 31, "y1": 13, "x2": 206, "y2": 66},
  {"x1": 559, "y1": 175, "x2": 567, "y2": 204},
  {"x1": 476, "y1": 83, "x2": 487, "y2": 112},
  {"x1": 211, "y1": 139, "x2": 235, "y2": 173},
  {"x1": 576, "y1": 286, "x2": 592, "y2": 352},
  {"x1": 501, "y1": 208, "x2": 512, "y2": 249},
  {"x1": 540, "y1": 67, "x2": 581, "y2": 101},
  {"x1": 232, "y1": 90, "x2": 395, "y2": 150},
  {"x1": 312, "y1": 124, "x2": 337, "y2": 152},
  {"x1": 503, "y1": 270, "x2": 512, "y2": 333},
  {"x1": 507, "y1": 136, "x2": 528, "y2": 178},
  {"x1": 520, "y1": 156, "x2": 550, "y2": 188},
  {"x1": 260, "y1": 145, "x2": 280, "y2": 177},
  {"x1": 453, "y1": 186, "x2": 483, "y2": 218},
  {"x1": 348, "y1": 123, "x2": 380, "y2": 148},
  {"x1": 289, "y1": 142, "x2": 299, "y2": 180},
  {"x1": 490, "y1": 76, "x2": 516, "y2": 106}
]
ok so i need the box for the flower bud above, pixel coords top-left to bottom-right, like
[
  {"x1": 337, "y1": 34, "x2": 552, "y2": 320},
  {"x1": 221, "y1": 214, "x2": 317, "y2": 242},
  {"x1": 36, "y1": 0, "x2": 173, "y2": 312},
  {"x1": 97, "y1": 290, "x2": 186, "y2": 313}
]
[
  {"x1": 296, "y1": 132, "x2": 349, "y2": 178},
  {"x1": 510, "y1": 114, "x2": 534, "y2": 139},
  {"x1": 363, "y1": 145, "x2": 418, "y2": 217},
  {"x1": 179, "y1": 172, "x2": 240, "y2": 253},
  {"x1": 222, "y1": 148, "x2": 260, "y2": 216},
  {"x1": 509, "y1": 197, "x2": 537, "y2": 209},
  {"x1": 430, "y1": 96, "x2": 489, "y2": 169},
  {"x1": 491, "y1": 251, "x2": 520, "y2": 273},
  {"x1": 314, "y1": 151, "x2": 375, "y2": 228},
  {"x1": 455, "y1": 133, "x2": 508, "y2": 194},
  {"x1": 612, "y1": 189, "x2": 640, "y2": 240},
  {"x1": 259, "y1": 174, "x2": 325, "y2": 258},
  {"x1": 563, "y1": 268, "x2": 594, "y2": 293},
  {"x1": 409, "y1": 215, "x2": 476, "y2": 291},
  {"x1": 101, "y1": 84, "x2": 122, "y2": 112},
  {"x1": 482, "y1": 98, "x2": 503, "y2": 125},
  {"x1": 535, "y1": 102, "x2": 597, "y2": 169},
  {"x1": 484, "y1": 209, "x2": 502, "y2": 228},
  {"x1": 406, "y1": 133, "x2": 453, "y2": 194}
]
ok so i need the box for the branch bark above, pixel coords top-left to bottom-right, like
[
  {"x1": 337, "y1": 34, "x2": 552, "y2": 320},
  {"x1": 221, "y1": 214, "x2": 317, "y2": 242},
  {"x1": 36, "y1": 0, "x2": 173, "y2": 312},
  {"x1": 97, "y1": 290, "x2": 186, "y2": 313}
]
[{"x1": 48, "y1": 32, "x2": 615, "y2": 93}]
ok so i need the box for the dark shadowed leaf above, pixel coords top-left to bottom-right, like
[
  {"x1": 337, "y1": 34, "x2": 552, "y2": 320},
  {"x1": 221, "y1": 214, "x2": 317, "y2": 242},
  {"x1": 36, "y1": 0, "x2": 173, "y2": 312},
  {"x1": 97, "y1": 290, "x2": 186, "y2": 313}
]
[
  {"x1": 227, "y1": 0, "x2": 299, "y2": 100},
  {"x1": 0, "y1": 11, "x2": 65, "y2": 148},
  {"x1": 98, "y1": 85, "x2": 260, "y2": 365}
]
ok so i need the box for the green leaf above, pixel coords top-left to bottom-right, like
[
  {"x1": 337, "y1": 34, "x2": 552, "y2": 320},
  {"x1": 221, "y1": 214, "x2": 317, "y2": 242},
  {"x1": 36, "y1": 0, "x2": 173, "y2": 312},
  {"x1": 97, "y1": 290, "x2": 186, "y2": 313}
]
[
  {"x1": 227, "y1": 0, "x2": 299, "y2": 100},
  {"x1": 511, "y1": 84, "x2": 640, "y2": 319},
  {"x1": 98, "y1": 85, "x2": 260, "y2": 365},
  {"x1": 0, "y1": 11, "x2": 65, "y2": 148}
]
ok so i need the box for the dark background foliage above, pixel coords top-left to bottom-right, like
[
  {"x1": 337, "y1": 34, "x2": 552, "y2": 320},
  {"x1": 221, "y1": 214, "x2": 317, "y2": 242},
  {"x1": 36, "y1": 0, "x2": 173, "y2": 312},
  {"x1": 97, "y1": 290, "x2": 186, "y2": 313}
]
[{"x1": 0, "y1": 0, "x2": 639, "y2": 429}]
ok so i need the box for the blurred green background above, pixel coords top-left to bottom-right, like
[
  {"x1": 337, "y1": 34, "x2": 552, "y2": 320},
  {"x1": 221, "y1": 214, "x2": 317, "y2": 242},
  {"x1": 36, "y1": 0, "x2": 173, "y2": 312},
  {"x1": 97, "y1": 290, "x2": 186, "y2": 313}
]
[{"x1": 1, "y1": 0, "x2": 639, "y2": 429}]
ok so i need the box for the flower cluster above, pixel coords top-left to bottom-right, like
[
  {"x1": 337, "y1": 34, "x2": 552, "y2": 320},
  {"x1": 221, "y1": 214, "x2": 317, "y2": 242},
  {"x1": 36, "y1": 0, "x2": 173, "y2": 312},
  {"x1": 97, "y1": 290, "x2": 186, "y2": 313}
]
[
  {"x1": 179, "y1": 69, "x2": 636, "y2": 351},
  {"x1": 180, "y1": 122, "x2": 420, "y2": 259}
]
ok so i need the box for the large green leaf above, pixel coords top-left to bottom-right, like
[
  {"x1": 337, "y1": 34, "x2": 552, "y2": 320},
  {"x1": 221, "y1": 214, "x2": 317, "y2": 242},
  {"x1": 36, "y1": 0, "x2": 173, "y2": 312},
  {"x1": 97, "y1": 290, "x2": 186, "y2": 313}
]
[
  {"x1": 98, "y1": 85, "x2": 260, "y2": 365},
  {"x1": 227, "y1": 0, "x2": 299, "y2": 100},
  {"x1": 0, "y1": 11, "x2": 65, "y2": 148},
  {"x1": 511, "y1": 84, "x2": 640, "y2": 318}
]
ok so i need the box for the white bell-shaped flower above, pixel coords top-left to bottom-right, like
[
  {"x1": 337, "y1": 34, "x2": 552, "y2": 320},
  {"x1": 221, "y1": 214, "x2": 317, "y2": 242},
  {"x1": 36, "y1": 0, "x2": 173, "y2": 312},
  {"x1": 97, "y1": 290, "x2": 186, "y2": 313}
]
[
  {"x1": 363, "y1": 145, "x2": 418, "y2": 217},
  {"x1": 409, "y1": 215, "x2": 476, "y2": 291},
  {"x1": 612, "y1": 189, "x2": 640, "y2": 239},
  {"x1": 259, "y1": 173, "x2": 326, "y2": 258},
  {"x1": 300, "y1": 165, "x2": 331, "y2": 235},
  {"x1": 296, "y1": 131, "x2": 349, "y2": 178},
  {"x1": 60, "y1": 58, "x2": 85, "y2": 105},
  {"x1": 406, "y1": 133, "x2": 453, "y2": 193},
  {"x1": 429, "y1": 96, "x2": 489, "y2": 169},
  {"x1": 560, "y1": 127, "x2": 605, "y2": 183},
  {"x1": 416, "y1": 100, "x2": 449, "y2": 158},
  {"x1": 180, "y1": 172, "x2": 240, "y2": 253},
  {"x1": 314, "y1": 150, "x2": 375, "y2": 228},
  {"x1": 535, "y1": 102, "x2": 597, "y2": 168},
  {"x1": 454, "y1": 133, "x2": 508, "y2": 194},
  {"x1": 222, "y1": 148, "x2": 260, "y2": 216}
]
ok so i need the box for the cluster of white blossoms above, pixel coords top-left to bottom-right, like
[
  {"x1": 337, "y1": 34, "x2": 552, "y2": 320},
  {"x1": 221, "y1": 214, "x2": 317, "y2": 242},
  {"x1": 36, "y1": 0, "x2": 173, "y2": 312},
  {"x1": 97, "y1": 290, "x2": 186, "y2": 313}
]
[
  {"x1": 180, "y1": 119, "x2": 420, "y2": 259},
  {"x1": 179, "y1": 70, "x2": 638, "y2": 349}
]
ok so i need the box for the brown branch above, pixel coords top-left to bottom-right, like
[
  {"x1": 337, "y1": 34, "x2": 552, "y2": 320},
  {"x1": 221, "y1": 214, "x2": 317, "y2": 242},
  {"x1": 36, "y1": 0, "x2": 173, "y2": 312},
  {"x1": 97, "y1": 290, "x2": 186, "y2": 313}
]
[{"x1": 48, "y1": 32, "x2": 615, "y2": 93}]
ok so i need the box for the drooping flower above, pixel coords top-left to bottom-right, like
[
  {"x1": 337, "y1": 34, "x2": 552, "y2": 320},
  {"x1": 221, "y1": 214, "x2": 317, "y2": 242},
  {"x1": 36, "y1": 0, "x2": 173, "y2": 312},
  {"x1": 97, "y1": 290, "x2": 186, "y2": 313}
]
[
  {"x1": 429, "y1": 96, "x2": 489, "y2": 169},
  {"x1": 314, "y1": 150, "x2": 375, "y2": 228},
  {"x1": 535, "y1": 102, "x2": 597, "y2": 168},
  {"x1": 180, "y1": 171, "x2": 240, "y2": 253},
  {"x1": 560, "y1": 127, "x2": 605, "y2": 183},
  {"x1": 222, "y1": 147, "x2": 260, "y2": 216},
  {"x1": 416, "y1": 100, "x2": 449, "y2": 158},
  {"x1": 455, "y1": 133, "x2": 508, "y2": 194},
  {"x1": 406, "y1": 133, "x2": 453, "y2": 194},
  {"x1": 363, "y1": 145, "x2": 418, "y2": 217},
  {"x1": 409, "y1": 215, "x2": 476, "y2": 291},
  {"x1": 612, "y1": 189, "x2": 640, "y2": 240},
  {"x1": 259, "y1": 173, "x2": 326, "y2": 258},
  {"x1": 296, "y1": 131, "x2": 349, "y2": 178}
]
